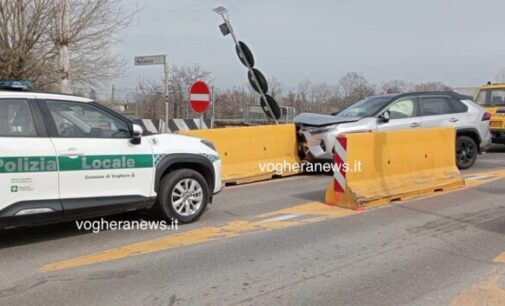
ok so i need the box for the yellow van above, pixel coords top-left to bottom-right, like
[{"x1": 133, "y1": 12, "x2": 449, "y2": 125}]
[{"x1": 475, "y1": 83, "x2": 505, "y2": 144}]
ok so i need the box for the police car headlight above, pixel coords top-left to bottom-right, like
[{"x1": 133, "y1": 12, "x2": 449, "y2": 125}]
[{"x1": 201, "y1": 140, "x2": 216, "y2": 151}]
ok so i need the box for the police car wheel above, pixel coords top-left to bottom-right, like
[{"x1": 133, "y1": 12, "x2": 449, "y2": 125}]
[{"x1": 158, "y1": 169, "x2": 209, "y2": 223}]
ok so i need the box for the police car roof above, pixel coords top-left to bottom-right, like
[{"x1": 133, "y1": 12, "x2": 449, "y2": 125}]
[{"x1": 0, "y1": 90, "x2": 93, "y2": 103}]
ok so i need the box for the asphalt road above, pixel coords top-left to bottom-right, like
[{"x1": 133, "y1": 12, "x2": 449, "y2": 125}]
[{"x1": 1, "y1": 146, "x2": 505, "y2": 305}]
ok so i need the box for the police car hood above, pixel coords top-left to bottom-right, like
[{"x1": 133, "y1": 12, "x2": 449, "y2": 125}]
[
  {"x1": 294, "y1": 113, "x2": 361, "y2": 127},
  {"x1": 154, "y1": 133, "x2": 202, "y2": 145},
  {"x1": 149, "y1": 133, "x2": 217, "y2": 156}
]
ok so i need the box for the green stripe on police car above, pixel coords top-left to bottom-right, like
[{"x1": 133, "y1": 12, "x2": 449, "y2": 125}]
[
  {"x1": 0, "y1": 155, "x2": 153, "y2": 173},
  {"x1": 59, "y1": 155, "x2": 153, "y2": 171}
]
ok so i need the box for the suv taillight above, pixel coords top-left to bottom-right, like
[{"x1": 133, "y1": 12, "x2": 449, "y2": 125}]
[{"x1": 482, "y1": 112, "x2": 492, "y2": 121}]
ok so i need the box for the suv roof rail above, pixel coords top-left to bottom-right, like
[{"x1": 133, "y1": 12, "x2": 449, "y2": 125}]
[{"x1": 391, "y1": 91, "x2": 473, "y2": 101}]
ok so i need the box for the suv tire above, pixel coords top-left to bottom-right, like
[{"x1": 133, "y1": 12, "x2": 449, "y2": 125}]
[
  {"x1": 456, "y1": 136, "x2": 478, "y2": 170},
  {"x1": 157, "y1": 169, "x2": 209, "y2": 223}
]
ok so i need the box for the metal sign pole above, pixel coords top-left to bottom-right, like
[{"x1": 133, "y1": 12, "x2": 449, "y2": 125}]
[
  {"x1": 211, "y1": 86, "x2": 215, "y2": 128},
  {"x1": 134, "y1": 54, "x2": 170, "y2": 133},
  {"x1": 164, "y1": 58, "x2": 169, "y2": 133}
]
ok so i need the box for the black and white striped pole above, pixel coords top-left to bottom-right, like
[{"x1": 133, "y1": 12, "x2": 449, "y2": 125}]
[{"x1": 212, "y1": 6, "x2": 280, "y2": 124}]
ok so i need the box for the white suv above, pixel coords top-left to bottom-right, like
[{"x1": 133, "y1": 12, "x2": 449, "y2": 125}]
[
  {"x1": 0, "y1": 89, "x2": 222, "y2": 229},
  {"x1": 295, "y1": 92, "x2": 492, "y2": 170}
]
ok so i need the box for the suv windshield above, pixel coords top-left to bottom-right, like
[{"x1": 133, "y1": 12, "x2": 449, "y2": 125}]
[
  {"x1": 336, "y1": 96, "x2": 393, "y2": 118},
  {"x1": 475, "y1": 89, "x2": 505, "y2": 106}
]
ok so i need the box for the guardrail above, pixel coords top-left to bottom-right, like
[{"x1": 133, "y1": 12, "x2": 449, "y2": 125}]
[{"x1": 244, "y1": 105, "x2": 296, "y2": 125}]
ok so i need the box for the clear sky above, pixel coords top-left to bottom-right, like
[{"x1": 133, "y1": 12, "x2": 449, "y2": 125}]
[{"x1": 112, "y1": 0, "x2": 505, "y2": 91}]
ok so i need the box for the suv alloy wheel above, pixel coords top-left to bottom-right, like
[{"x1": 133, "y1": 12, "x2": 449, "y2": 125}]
[{"x1": 456, "y1": 136, "x2": 478, "y2": 170}]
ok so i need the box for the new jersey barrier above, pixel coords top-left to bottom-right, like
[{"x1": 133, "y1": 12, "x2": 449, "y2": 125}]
[
  {"x1": 178, "y1": 124, "x2": 301, "y2": 185},
  {"x1": 325, "y1": 127, "x2": 465, "y2": 210}
]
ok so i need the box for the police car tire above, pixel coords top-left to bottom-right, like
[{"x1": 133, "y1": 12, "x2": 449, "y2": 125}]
[{"x1": 157, "y1": 169, "x2": 209, "y2": 223}]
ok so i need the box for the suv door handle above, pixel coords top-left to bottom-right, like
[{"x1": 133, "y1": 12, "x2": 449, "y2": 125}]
[
  {"x1": 410, "y1": 122, "x2": 421, "y2": 128},
  {"x1": 449, "y1": 118, "x2": 459, "y2": 123},
  {"x1": 60, "y1": 148, "x2": 84, "y2": 158}
]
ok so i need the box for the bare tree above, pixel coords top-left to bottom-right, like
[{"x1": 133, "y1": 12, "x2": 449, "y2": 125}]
[
  {"x1": 53, "y1": 0, "x2": 142, "y2": 92},
  {"x1": 307, "y1": 82, "x2": 337, "y2": 114},
  {"x1": 215, "y1": 86, "x2": 254, "y2": 119},
  {"x1": 295, "y1": 79, "x2": 312, "y2": 112},
  {"x1": 269, "y1": 77, "x2": 284, "y2": 99},
  {"x1": 128, "y1": 64, "x2": 212, "y2": 120},
  {"x1": 381, "y1": 79, "x2": 410, "y2": 94},
  {"x1": 129, "y1": 81, "x2": 165, "y2": 119},
  {"x1": 0, "y1": 0, "x2": 140, "y2": 91},
  {"x1": 339, "y1": 72, "x2": 376, "y2": 106},
  {"x1": 413, "y1": 81, "x2": 452, "y2": 92},
  {"x1": 168, "y1": 64, "x2": 212, "y2": 118},
  {"x1": 280, "y1": 89, "x2": 297, "y2": 109},
  {"x1": 0, "y1": 0, "x2": 58, "y2": 88}
]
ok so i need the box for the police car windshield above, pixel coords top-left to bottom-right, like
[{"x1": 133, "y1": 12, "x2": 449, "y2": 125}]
[{"x1": 336, "y1": 96, "x2": 393, "y2": 118}]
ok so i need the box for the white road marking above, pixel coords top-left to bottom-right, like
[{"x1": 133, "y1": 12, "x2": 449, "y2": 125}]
[
  {"x1": 261, "y1": 214, "x2": 299, "y2": 222},
  {"x1": 465, "y1": 175, "x2": 490, "y2": 180}
]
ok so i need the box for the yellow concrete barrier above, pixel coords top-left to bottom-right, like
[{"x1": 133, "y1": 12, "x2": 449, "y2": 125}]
[
  {"x1": 325, "y1": 127, "x2": 465, "y2": 210},
  {"x1": 179, "y1": 124, "x2": 301, "y2": 185}
]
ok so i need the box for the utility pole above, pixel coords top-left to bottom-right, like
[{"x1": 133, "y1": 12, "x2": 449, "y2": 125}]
[
  {"x1": 164, "y1": 61, "x2": 169, "y2": 133},
  {"x1": 59, "y1": 0, "x2": 71, "y2": 93},
  {"x1": 211, "y1": 86, "x2": 216, "y2": 128},
  {"x1": 186, "y1": 93, "x2": 189, "y2": 119}
]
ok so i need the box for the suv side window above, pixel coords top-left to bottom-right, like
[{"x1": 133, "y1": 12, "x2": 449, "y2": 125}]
[
  {"x1": 46, "y1": 100, "x2": 131, "y2": 138},
  {"x1": 449, "y1": 98, "x2": 468, "y2": 113},
  {"x1": 420, "y1": 96, "x2": 465, "y2": 116},
  {"x1": 387, "y1": 98, "x2": 418, "y2": 119},
  {"x1": 0, "y1": 99, "x2": 37, "y2": 137}
]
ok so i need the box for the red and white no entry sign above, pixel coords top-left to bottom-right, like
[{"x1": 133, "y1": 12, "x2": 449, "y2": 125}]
[{"x1": 189, "y1": 80, "x2": 211, "y2": 114}]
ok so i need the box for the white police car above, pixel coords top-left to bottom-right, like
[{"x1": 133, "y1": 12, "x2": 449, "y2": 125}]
[{"x1": 0, "y1": 82, "x2": 222, "y2": 229}]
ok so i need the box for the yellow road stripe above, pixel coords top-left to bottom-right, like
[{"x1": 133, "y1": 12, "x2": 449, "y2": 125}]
[
  {"x1": 450, "y1": 273, "x2": 505, "y2": 306},
  {"x1": 40, "y1": 168, "x2": 505, "y2": 273},
  {"x1": 450, "y1": 250, "x2": 505, "y2": 305},
  {"x1": 39, "y1": 202, "x2": 357, "y2": 272},
  {"x1": 494, "y1": 252, "x2": 505, "y2": 263},
  {"x1": 464, "y1": 169, "x2": 505, "y2": 188}
]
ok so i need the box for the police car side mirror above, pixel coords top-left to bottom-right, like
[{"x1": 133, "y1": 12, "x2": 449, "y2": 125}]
[
  {"x1": 379, "y1": 111, "x2": 391, "y2": 123},
  {"x1": 131, "y1": 124, "x2": 143, "y2": 145}
]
